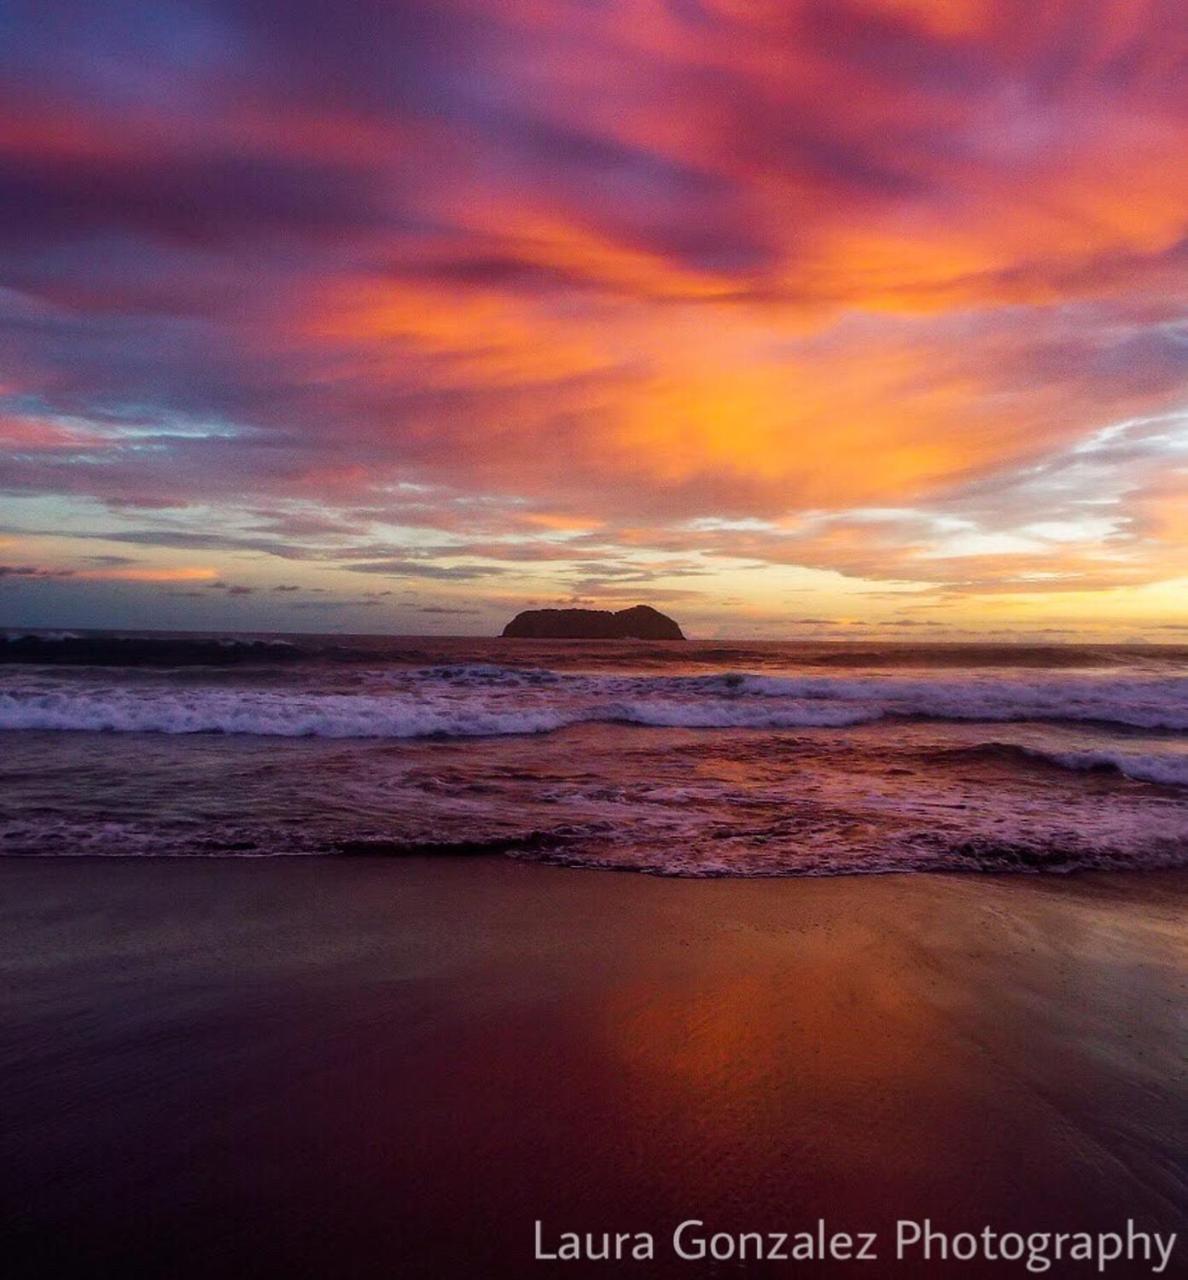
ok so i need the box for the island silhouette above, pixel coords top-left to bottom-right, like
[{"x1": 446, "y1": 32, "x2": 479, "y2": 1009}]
[{"x1": 501, "y1": 605, "x2": 685, "y2": 640}]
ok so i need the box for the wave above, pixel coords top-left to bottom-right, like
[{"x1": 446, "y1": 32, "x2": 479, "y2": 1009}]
[
  {"x1": 5, "y1": 815, "x2": 1183, "y2": 876},
  {"x1": 1, "y1": 663, "x2": 1186, "y2": 737},
  {"x1": 937, "y1": 741, "x2": 1188, "y2": 789},
  {"x1": 0, "y1": 689, "x2": 567, "y2": 737},
  {"x1": 8, "y1": 631, "x2": 1186, "y2": 673},
  {"x1": 809, "y1": 644, "x2": 1143, "y2": 669},
  {"x1": 536, "y1": 843, "x2": 1188, "y2": 878},
  {"x1": 0, "y1": 633, "x2": 306, "y2": 666},
  {"x1": 719, "y1": 673, "x2": 1188, "y2": 730},
  {"x1": 359, "y1": 665, "x2": 1188, "y2": 731},
  {"x1": 0, "y1": 687, "x2": 874, "y2": 736},
  {"x1": 1022, "y1": 746, "x2": 1188, "y2": 788},
  {"x1": 376, "y1": 666, "x2": 1188, "y2": 730}
]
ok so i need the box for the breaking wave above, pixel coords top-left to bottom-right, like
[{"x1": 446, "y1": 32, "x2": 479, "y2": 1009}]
[
  {"x1": 0, "y1": 686, "x2": 872, "y2": 736},
  {"x1": 1, "y1": 664, "x2": 1186, "y2": 736},
  {"x1": 1020, "y1": 745, "x2": 1188, "y2": 788},
  {"x1": 1, "y1": 632, "x2": 305, "y2": 666},
  {"x1": 937, "y1": 741, "x2": 1188, "y2": 789}
]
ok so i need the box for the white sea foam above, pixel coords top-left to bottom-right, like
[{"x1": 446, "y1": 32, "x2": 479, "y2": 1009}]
[
  {"x1": 0, "y1": 665, "x2": 1185, "y2": 737},
  {"x1": 0, "y1": 688, "x2": 572, "y2": 738},
  {"x1": 605, "y1": 699, "x2": 875, "y2": 729},
  {"x1": 1020, "y1": 746, "x2": 1188, "y2": 788},
  {"x1": 723, "y1": 673, "x2": 1188, "y2": 730},
  {"x1": 4, "y1": 643, "x2": 1185, "y2": 877},
  {"x1": 3, "y1": 630, "x2": 81, "y2": 641},
  {"x1": 0, "y1": 688, "x2": 874, "y2": 736}
]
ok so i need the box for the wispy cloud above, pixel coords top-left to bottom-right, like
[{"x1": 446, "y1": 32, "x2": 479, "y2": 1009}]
[{"x1": 0, "y1": 0, "x2": 1184, "y2": 633}]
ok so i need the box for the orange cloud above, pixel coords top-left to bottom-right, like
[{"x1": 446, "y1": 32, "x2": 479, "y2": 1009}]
[
  {"x1": 76, "y1": 566, "x2": 220, "y2": 584},
  {"x1": 1, "y1": 0, "x2": 1184, "y2": 632}
]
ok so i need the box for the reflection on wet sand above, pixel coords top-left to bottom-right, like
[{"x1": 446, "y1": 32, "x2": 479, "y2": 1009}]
[{"x1": 1, "y1": 859, "x2": 1184, "y2": 1278}]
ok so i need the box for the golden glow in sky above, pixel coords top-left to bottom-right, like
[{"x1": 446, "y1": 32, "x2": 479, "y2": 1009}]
[{"x1": 1, "y1": 0, "x2": 1185, "y2": 638}]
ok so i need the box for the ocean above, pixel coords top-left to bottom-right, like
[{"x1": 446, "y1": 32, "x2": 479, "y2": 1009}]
[{"x1": 2, "y1": 631, "x2": 1186, "y2": 876}]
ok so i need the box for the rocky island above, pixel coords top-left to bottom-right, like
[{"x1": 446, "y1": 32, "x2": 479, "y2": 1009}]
[{"x1": 501, "y1": 605, "x2": 685, "y2": 640}]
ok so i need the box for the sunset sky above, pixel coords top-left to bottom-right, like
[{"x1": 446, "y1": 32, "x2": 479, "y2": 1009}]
[{"x1": 2, "y1": 0, "x2": 1186, "y2": 638}]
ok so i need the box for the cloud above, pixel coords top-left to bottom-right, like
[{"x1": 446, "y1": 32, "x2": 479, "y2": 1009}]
[
  {"x1": 0, "y1": 563, "x2": 74, "y2": 579},
  {"x1": 344, "y1": 560, "x2": 508, "y2": 580},
  {"x1": 0, "y1": 0, "x2": 1184, "y2": 631}
]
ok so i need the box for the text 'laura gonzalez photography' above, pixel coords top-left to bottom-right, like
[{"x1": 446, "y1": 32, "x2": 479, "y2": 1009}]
[{"x1": 534, "y1": 1219, "x2": 1178, "y2": 1273}]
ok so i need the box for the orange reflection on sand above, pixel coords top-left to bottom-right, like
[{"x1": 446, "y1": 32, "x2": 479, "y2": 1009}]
[{"x1": 590, "y1": 920, "x2": 961, "y2": 1199}]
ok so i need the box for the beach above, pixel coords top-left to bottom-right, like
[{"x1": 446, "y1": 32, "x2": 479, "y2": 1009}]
[
  {"x1": 6, "y1": 0, "x2": 1188, "y2": 1271},
  {"x1": 3, "y1": 857, "x2": 1184, "y2": 1278}
]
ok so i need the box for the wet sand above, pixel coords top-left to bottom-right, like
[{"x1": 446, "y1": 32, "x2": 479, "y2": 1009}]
[{"x1": 1, "y1": 858, "x2": 1185, "y2": 1278}]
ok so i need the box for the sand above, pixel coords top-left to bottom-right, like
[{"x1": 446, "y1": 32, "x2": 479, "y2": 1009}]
[{"x1": 1, "y1": 858, "x2": 1185, "y2": 1278}]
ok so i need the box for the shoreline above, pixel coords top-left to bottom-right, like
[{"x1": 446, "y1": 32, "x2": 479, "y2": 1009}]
[
  {"x1": 5, "y1": 848, "x2": 1188, "y2": 876},
  {"x1": 3, "y1": 858, "x2": 1185, "y2": 1277}
]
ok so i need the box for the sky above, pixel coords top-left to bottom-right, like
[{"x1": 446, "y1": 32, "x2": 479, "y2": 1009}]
[{"x1": 1, "y1": 0, "x2": 1186, "y2": 640}]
